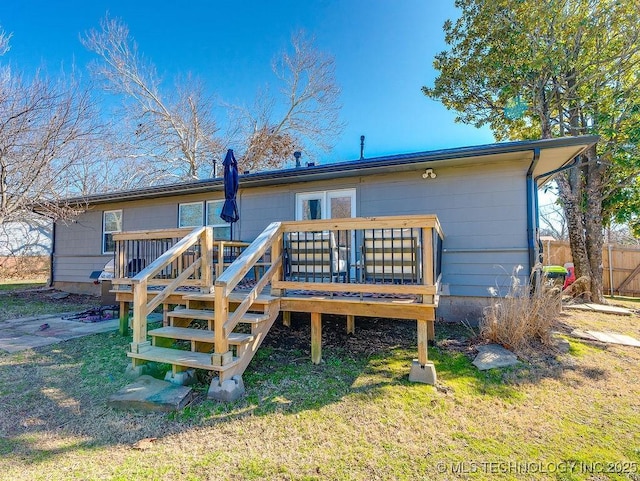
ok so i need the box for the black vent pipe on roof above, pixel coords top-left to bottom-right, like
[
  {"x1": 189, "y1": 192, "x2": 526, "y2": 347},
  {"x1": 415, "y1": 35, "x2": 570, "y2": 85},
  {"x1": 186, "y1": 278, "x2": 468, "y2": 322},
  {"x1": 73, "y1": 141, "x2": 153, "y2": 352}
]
[
  {"x1": 360, "y1": 135, "x2": 365, "y2": 160},
  {"x1": 294, "y1": 151, "x2": 302, "y2": 168}
]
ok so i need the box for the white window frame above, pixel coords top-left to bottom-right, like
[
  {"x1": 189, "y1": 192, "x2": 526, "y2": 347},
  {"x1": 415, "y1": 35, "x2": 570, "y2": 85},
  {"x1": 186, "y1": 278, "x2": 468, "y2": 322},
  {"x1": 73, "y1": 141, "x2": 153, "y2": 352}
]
[
  {"x1": 102, "y1": 209, "x2": 122, "y2": 254},
  {"x1": 178, "y1": 202, "x2": 205, "y2": 228},
  {"x1": 295, "y1": 189, "x2": 356, "y2": 221},
  {"x1": 206, "y1": 200, "x2": 231, "y2": 239},
  {"x1": 295, "y1": 189, "x2": 357, "y2": 268}
]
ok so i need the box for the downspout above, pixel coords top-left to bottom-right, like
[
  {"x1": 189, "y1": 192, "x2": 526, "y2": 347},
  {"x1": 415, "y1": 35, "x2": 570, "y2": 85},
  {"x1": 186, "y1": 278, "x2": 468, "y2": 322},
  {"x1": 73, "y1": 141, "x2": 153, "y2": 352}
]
[
  {"x1": 526, "y1": 148, "x2": 541, "y2": 277},
  {"x1": 531, "y1": 153, "x2": 583, "y2": 275},
  {"x1": 49, "y1": 221, "x2": 56, "y2": 287},
  {"x1": 608, "y1": 243, "x2": 613, "y2": 296}
]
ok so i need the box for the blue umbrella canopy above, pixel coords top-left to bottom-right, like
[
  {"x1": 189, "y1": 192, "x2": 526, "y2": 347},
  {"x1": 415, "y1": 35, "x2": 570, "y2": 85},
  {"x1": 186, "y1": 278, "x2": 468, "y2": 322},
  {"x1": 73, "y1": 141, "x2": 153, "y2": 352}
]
[{"x1": 220, "y1": 149, "x2": 239, "y2": 238}]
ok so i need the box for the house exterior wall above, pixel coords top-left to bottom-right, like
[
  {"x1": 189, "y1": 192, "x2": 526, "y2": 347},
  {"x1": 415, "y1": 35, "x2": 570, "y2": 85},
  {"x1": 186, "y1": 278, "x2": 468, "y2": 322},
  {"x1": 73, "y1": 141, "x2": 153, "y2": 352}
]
[{"x1": 52, "y1": 159, "x2": 529, "y2": 320}]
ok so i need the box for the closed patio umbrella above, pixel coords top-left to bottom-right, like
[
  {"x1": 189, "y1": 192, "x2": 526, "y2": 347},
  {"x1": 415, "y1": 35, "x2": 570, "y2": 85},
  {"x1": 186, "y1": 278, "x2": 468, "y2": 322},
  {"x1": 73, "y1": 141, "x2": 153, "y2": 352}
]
[{"x1": 220, "y1": 149, "x2": 239, "y2": 240}]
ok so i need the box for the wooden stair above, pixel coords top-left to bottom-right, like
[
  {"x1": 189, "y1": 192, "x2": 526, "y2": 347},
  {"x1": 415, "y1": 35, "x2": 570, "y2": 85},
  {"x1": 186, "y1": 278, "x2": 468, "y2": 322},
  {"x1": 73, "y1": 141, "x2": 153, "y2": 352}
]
[
  {"x1": 168, "y1": 308, "x2": 270, "y2": 325},
  {"x1": 149, "y1": 326, "x2": 254, "y2": 345},
  {"x1": 127, "y1": 290, "x2": 281, "y2": 380},
  {"x1": 127, "y1": 346, "x2": 241, "y2": 372}
]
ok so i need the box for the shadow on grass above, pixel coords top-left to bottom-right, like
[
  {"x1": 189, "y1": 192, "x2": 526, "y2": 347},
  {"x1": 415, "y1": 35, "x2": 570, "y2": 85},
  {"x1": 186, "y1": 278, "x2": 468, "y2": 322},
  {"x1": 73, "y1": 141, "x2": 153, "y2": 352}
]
[{"x1": 0, "y1": 312, "x2": 587, "y2": 465}]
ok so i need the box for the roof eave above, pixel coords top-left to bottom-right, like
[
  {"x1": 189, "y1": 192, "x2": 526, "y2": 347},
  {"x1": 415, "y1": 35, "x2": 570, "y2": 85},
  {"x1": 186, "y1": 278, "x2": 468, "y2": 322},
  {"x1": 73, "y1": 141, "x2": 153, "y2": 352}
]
[{"x1": 64, "y1": 135, "x2": 599, "y2": 206}]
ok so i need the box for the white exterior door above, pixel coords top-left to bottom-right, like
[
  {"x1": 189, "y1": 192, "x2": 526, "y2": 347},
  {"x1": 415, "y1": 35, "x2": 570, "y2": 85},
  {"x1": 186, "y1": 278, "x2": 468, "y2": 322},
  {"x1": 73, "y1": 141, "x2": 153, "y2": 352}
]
[
  {"x1": 295, "y1": 189, "x2": 357, "y2": 274},
  {"x1": 295, "y1": 189, "x2": 356, "y2": 221}
]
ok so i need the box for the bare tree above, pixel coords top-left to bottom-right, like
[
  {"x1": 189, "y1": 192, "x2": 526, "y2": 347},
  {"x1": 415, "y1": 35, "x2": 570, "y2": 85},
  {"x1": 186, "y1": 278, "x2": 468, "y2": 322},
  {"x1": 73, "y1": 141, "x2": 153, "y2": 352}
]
[
  {"x1": 0, "y1": 59, "x2": 99, "y2": 225},
  {"x1": 83, "y1": 18, "x2": 343, "y2": 179},
  {"x1": 81, "y1": 16, "x2": 221, "y2": 182},
  {"x1": 233, "y1": 31, "x2": 344, "y2": 172},
  {"x1": 539, "y1": 196, "x2": 568, "y2": 240}
]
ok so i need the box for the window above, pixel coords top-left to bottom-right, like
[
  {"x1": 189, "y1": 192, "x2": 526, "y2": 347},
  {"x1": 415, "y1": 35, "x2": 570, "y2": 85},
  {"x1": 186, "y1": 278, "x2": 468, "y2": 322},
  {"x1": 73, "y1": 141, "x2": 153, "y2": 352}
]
[
  {"x1": 178, "y1": 201, "x2": 230, "y2": 239},
  {"x1": 178, "y1": 202, "x2": 204, "y2": 227},
  {"x1": 206, "y1": 200, "x2": 231, "y2": 240},
  {"x1": 295, "y1": 189, "x2": 356, "y2": 221},
  {"x1": 103, "y1": 210, "x2": 122, "y2": 254},
  {"x1": 295, "y1": 189, "x2": 357, "y2": 267}
]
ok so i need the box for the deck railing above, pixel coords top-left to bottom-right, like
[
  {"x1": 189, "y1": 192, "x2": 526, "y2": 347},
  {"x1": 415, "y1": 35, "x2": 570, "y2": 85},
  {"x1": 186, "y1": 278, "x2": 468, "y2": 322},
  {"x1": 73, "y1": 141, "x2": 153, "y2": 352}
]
[
  {"x1": 273, "y1": 215, "x2": 444, "y2": 303},
  {"x1": 111, "y1": 229, "x2": 249, "y2": 289}
]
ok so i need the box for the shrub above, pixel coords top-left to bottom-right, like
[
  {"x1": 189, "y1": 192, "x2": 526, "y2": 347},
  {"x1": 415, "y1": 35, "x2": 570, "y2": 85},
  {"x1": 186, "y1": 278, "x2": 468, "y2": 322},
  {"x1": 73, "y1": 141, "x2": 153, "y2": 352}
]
[{"x1": 480, "y1": 265, "x2": 563, "y2": 353}]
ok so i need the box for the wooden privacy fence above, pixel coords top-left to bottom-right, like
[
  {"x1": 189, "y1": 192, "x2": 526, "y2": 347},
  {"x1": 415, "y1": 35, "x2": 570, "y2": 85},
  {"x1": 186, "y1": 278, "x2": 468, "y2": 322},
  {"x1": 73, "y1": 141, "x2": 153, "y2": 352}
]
[{"x1": 542, "y1": 240, "x2": 640, "y2": 297}]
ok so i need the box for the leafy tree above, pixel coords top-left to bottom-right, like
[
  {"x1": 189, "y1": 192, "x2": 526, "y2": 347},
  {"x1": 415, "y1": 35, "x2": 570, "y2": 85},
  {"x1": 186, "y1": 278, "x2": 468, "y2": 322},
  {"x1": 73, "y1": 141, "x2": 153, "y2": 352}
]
[{"x1": 424, "y1": 0, "x2": 640, "y2": 303}]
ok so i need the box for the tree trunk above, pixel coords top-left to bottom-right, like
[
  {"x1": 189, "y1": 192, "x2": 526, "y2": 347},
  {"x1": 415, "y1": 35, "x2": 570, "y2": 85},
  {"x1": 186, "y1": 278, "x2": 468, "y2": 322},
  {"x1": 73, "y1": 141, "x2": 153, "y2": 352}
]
[
  {"x1": 583, "y1": 145, "x2": 605, "y2": 303},
  {"x1": 555, "y1": 165, "x2": 593, "y2": 302}
]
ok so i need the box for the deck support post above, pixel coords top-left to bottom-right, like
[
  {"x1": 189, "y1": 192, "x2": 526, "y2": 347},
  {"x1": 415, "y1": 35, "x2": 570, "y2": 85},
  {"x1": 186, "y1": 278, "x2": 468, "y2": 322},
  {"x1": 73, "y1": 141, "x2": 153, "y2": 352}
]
[
  {"x1": 346, "y1": 315, "x2": 355, "y2": 334},
  {"x1": 201, "y1": 227, "x2": 214, "y2": 292},
  {"x1": 163, "y1": 303, "x2": 170, "y2": 327},
  {"x1": 213, "y1": 281, "x2": 231, "y2": 365},
  {"x1": 311, "y1": 312, "x2": 322, "y2": 364},
  {"x1": 130, "y1": 280, "x2": 148, "y2": 354},
  {"x1": 282, "y1": 311, "x2": 291, "y2": 327},
  {"x1": 119, "y1": 301, "x2": 130, "y2": 336},
  {"x1": 270, "y1": 231, "x2": 283, "y2": 297},
  {"x1": 409, "y1": 319, "x2": 437, "y2": 384}
]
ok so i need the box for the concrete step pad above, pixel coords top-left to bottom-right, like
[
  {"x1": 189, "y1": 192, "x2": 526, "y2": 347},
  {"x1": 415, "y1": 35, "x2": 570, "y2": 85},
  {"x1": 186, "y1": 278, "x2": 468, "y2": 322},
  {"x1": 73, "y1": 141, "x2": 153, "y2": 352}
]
[
  {"x1": 108, "y1": 375, "x2": 193, "y2": 412},
  {"x1": 571, "y1": 329, "x2": 640, "y2": 347},
  {"x1": 564, "y1": 303, "x2": 633, "y2": 316}
]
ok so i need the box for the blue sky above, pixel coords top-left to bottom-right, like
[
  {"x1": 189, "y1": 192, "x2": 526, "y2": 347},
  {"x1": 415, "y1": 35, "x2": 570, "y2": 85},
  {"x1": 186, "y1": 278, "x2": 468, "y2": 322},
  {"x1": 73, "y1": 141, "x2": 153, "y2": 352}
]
[{"x1": 0, "y1": 0, "x2": 495, "y2": 163}]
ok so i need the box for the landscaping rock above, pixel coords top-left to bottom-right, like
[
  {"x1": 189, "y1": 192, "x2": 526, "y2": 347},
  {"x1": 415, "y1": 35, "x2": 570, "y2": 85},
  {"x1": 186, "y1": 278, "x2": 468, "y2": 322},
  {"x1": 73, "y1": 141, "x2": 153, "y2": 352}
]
[
  {"x1": 108, "y1": 375, "x2": 193, "y2": 411},
  {"x1": 48, "y1": 291, "x2": 70, "y2": 300},
  {"x1": 472, "y1": 344, "x2": 519, "y2": 370},
  {"x1": 551, "y1": 332, "x2": 571, "y2": 354}
]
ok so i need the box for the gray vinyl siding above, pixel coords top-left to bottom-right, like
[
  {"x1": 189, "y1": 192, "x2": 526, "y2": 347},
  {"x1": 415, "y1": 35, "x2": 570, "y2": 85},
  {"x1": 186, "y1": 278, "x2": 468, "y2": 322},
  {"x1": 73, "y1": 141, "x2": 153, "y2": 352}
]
[
  {"x1": 236, "y1": 187, "x2": 295, "y2": 241},
  {"x1": 54, "y1": 209, "x2": 107, "y2": 282},
  {"x1": 356, "y1": 161, "x2": 528, "y2": 297},
  {"x1": 53, "y1": 160, "x2": 530, "y2": 299}
]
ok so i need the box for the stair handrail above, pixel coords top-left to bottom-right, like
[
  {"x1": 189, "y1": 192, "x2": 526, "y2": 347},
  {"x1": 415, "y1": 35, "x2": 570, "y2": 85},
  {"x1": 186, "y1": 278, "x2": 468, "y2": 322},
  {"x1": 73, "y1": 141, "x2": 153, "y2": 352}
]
[
  {"x1": 212, "y1": 221, "x2": 282, "y2": 357},
  {"x1": 214, "y1": 222, "x2": 282, "y2": 298},
  {"x1": 129, "y1": 226, "x2": 213, "y2": 352}
]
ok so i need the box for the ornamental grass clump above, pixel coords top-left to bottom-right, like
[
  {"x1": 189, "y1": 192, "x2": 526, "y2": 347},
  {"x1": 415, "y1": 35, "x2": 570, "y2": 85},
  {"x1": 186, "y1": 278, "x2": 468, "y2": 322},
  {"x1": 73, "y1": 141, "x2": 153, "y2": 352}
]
[{"x1": 480, "y1": 265, "x2": 563, "y2": 353}]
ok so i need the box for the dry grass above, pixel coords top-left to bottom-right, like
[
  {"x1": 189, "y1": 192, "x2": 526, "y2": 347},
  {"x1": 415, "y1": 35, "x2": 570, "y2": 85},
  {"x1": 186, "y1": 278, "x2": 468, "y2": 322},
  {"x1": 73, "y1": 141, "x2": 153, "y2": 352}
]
[
  {"x1": 0, "y1": 304, "x2": 639, "y2": 480},
  {"x1": 480, "y1": 267, "x2": 563, "y2": 353}
]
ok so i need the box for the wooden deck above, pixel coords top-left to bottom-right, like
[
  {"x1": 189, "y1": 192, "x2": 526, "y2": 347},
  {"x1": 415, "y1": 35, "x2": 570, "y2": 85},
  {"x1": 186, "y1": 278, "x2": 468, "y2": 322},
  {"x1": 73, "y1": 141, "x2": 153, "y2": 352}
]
[{"x1": 110, "y1": 215, "x2": 444, "y2": 397}]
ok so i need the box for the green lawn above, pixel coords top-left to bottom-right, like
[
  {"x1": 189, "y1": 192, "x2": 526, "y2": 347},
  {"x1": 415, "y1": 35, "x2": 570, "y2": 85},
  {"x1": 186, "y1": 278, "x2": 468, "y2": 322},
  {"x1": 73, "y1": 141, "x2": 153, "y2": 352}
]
[
  {"x1": 0, "y1": 302, "x2": 638, "y2": 480},
  {"x1": 0, "y1": 280, "x2": 47, "y2": 292}
]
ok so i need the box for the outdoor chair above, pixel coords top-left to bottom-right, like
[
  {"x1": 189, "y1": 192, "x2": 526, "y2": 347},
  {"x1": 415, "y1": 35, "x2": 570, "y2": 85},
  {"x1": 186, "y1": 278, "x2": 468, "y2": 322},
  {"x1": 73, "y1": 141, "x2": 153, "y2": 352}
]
[
  {"x1": 361, "y1": 228, "x2": 421, "y2": 284},
  {"x1": 285, "y1": 231, "x2": 347, "y2": 283}
]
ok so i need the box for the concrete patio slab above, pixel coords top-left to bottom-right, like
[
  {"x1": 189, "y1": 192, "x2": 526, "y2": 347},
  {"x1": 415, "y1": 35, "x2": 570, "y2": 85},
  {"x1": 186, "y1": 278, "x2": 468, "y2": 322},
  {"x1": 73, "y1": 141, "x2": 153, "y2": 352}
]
[
  {"x1": 570, "y1": 329, "x2": 598, "y2": 341},
  {"x1": 0, "y1": 314, "x2": 120, "y2": 353},
  {"x1": 585, "y1": 330, "x2": 640, "y2": 347},
  {"x1": 570, "y1": 329, "x2": 640, "y2": 347},
  {"x1": 108, "y1": 375, "x2": 193, "y2": 411},
  {"x1": 564, "y1": 303, "x2": 633, "y2": 316},
  {"x1": 0, "y1": 334, "x2": 61, "y2": 353},
  {"x1": 472, "y1": 344, "x2": 519, "y2": 370}
]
